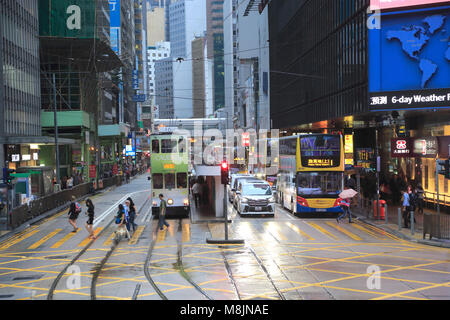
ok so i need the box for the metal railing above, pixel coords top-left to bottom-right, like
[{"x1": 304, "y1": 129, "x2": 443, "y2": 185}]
[
  {"x1": 8, "y1": 182, "x2": 93, "y2": 230},
  {"x1": 423, "y1": 213, "x2": 450, "y2": 240}
]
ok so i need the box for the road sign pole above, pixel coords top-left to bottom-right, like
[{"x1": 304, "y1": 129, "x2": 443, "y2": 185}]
[{"x1": 224, "y1": 184, "x2": 228, "y2": 241}]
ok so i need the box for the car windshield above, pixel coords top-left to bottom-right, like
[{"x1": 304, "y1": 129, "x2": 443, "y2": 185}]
[
  {"x1": 297, "y1": 172, "x2": 342, "y2": 197},
  {"x1": 242, "y1": 184, "x2": 272, "y2": 196}
]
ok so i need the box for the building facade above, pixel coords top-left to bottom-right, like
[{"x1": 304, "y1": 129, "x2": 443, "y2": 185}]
[
  {"x1": 155, "y1": 57, "x2": 174, "y2": 119},
  {"x1": 169, "y1": 0, "x2": 206, "y2": 119}
]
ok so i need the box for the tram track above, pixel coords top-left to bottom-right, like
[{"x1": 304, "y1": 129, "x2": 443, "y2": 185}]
[
  {"x1": 144, "y1": 218, "x2": 213, "y2": 300},
  {"x1": 46, "y1": 191, "x2": 147, "y2": 300},
  {"x1": 90, "y1": 195, "x2": 152, "y2": 300}
]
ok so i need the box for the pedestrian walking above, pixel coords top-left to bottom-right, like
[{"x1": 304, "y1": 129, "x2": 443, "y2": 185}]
[
  {"x1": 336, "y1": 198, "x2": 352, "y2": 223},
  {"x1": 67, "y1": 176, "x2": 73, "y2": 189},
  {"x1": 407, "y1": 185, "x2": 417, "y2": 224},
  {"x1": 401, "y1": 189, "x2": 410, "y2": 228},
  {"x1": 115, "y1": 204, "x2": 130, "y2": 239},
  {"x1": 191, "y1": 181, "x2": 202, "y2": 208},
  {"x1": 415, "y1": 183, "x2": 425, "y2": 215},
  {"x1": 68, "y1": 195, "x2": 81, "y2": 232},
  {"x1": 158, "y1": 194, "x2": 170, "y2": 230},
  {"x1": 85, "y1": 198, "x2": 96, "y2": 239},
  {"x1": 126, "y1": 197, "x2": 138, "y2": 232}
]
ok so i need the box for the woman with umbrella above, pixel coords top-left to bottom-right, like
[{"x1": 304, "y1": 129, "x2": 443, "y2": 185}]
[{"x1": 336, "y1": 188, "x2": 358, "y2": 224}]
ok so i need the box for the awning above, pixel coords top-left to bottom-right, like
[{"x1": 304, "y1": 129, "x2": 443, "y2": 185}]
[{"x1": 0, "y1": 136, "x2": 77, "y2": 145}]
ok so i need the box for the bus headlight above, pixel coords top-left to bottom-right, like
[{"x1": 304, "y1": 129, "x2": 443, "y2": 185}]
[
  {"x1": 168, "y1": 199, "x2": 174, "y2": 205},
  {"x1": 183, "y1": 199, "x2": 189, "y2": 206}
]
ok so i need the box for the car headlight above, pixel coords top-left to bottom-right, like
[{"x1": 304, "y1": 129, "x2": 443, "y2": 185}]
[
  {"x1": 168, "y1": 199, "x2": 173, "y2": 205},
  {"x1": 241, "y1": 197, "x2": 248, "y2": 203},
  {"x1": 183, "y1": 198, "x2": 189, "y2": 206},
  {"x1": 269, "y1": 196, "x2": 275, "y2": 203}
]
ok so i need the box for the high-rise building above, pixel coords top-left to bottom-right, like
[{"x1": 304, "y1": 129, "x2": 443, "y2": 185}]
[
  {"x1": 147, "y1": 42, "x2": 171, "y2": 107},
  {"x1": 168, "y1": 0, "x2": 206, "y2": 118},
  {"x1": 192, "y1": 36, "x2": 207, "y2": 118},
  {"x1": 147, "y1": 7, "x2": 165, "y2": 46},
  {"x1": 206, "y1": 0, "x2": 225, "y2": 112},
  {"x1": 0, "y1": 0, "x2": 41, "y2": 166},
  {"x1": 155, "y1": 57, "x2": 174, "y2": 119}
]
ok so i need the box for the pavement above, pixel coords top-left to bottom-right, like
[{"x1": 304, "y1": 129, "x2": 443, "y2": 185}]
[
  {"x1": 0, "y1": 177, "x2": 449, "y2": 300},
  {"x1": 352, "y1": 204, "x2": 450, "y2": 249}
]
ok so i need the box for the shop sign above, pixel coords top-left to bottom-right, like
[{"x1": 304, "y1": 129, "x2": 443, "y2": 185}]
[
  {"x1": 391, "y1": 137, "x2": 438, "y2": 158},
  {"x1": 11, "y1": 154, "x2": 20, "y2": 162},
  {"x1": 33, "y1": 153, "x2": 39, "y2": 160},
  {"x1": 242, "y1": 132, "x2": 250, "y2": 147},
  {"x1": 89, "y1": 165, "x2": 96, "y2": 178},
  {"x1": 22, "y1": 154, "x2": 31, "y2": 161},
  {"x1": 344, "y1": 135, "x2": 354, "y2": 154},
  {"x1": 391, "y1": 138, "x2": 412, "y2": 158},
  {"x1": 437, "y1": 136, "x2": 450, "y2": 158},
  {"x1": 413, "y1": 137, "x2": 437, "y2": 158}
]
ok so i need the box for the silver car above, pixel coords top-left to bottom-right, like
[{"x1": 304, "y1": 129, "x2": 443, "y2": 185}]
[
  {"x1": 228, "y1": 174, "x2": 258, "y2": 204},
  {"x1": 235, "y1": 181, "x2": 275, "y2": 216}
]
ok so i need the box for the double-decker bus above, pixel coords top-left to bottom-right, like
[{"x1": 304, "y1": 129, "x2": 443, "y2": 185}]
[
  {"x1": 150, "y1": 133, "x2": 190, "y2": 218},
  {"x1": 277, "y1": 134, "x2": 345, "y2": 217}
]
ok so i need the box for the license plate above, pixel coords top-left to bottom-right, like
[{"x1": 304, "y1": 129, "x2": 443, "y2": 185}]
[
  {"x1": 316, "y1": 209, "x2": 326, "y2": 212},
  {"x1": 255, "y1": 207, "x2": 262, "y2": 211}
]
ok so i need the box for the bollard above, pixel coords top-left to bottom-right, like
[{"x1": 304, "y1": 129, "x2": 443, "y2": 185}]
[
  {"x1": 385, "y1": 202, "x2": 388, "y2": 225},
  {"x1": 398, "y1": 208, "x2": 402, "y2": 231},
  {"x1": 410, "y1": 211, "x2": 415, "y2": 236}
]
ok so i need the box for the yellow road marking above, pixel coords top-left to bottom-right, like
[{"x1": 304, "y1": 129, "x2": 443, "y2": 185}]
[
  {"x1": 306, "y1": 222, "x2": 339, "y2": 240},
  {"x1": 372, "y1": 281, "x2": 450, "y2": 300},
  {"x1": 265, "y1": 222, "x2": 287, "y2": 241},
  {"x1": 0, "y1": 226, "x2": 39, "y2": 248},
  {"x1": 103, "y1": 232, "x2": 115, "y2": 247},
  {"x1": 355, "y1": 221, "x2": 401, "y2": 241},
  {"x1": 51, "y1": 229, "x2": 80, "y2": 248},
  {"x1": 182, "y1": 223, "x2": 190, "y2": 242},
  {"x1": 326, "y1": 222, "x2": 362, "y2": 241},
  {"x1": 350, "y1": 223, "x2": 384, "y2": 239},
  {"x1": 78, "y1": 228, "x2": 103, "y2": 247},
  {"x1": 156, "y1": 228, "x2": 166, "y2": 243},
  {"x1": 28, "y1": 229, "x2": 62, "y2": 250},
  {"x1": 128, "y1": 226, "x2": 145, "y2": 245},
  {"x1": 0, "y1": 229, "x2": 41, "y2": 250},
  {"x1": 285, "y1": 222, "x2": 314, "y2": 240}
]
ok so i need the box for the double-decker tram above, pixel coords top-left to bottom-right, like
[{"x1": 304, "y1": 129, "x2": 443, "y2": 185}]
[
  {"x1": 277, "y1": 134, "x2": 345, "y2": 217},
  {"x1": 150, "y1": 133, "x2": 190, "y2": 218}
]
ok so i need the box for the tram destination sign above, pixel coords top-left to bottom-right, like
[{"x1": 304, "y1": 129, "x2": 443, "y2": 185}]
[{"x1": 370, "y1": 88, "x2": 450, "y2": 111}]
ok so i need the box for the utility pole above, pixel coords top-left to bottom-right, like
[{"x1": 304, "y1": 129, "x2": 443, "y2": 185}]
[
  {"x1": 375, "y1": 127, "x2": 380, "y2": 220},
  {"x1": 53, "y1": 74, "x2": 61, "y2": 187}
]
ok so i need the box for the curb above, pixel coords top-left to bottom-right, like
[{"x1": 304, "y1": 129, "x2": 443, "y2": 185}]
[{"x1": 354, "y1": 211, "x2": 450, "y2": 249}]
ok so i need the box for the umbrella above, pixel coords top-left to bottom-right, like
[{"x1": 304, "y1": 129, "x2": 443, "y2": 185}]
[{"x1": 339, "y1": 188, "x2": 358, "y2": 199}]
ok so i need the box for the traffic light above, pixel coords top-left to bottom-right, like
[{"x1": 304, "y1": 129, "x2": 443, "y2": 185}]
[
  {"x1": 2, "y1": 168, "x2": 15, "y2": 185},
  {"x1": 221, "y1": 161, "x2": 229, "y2": 185},
  {"x1": 437, "y1": 159, "x2": 450, "y2": 179}
]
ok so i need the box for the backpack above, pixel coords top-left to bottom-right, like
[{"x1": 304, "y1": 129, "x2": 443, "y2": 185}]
[
  {"x1": 115, "y1": 210, "x2": 123, "y2": 224},
  {"x1": 75, "y1": 202, "x2": 81, "y2": 213}
]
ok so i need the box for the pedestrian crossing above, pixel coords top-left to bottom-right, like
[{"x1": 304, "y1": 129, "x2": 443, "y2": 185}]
[{"x1": 0, "y1": 220, "x2": 400, "y2": 252}]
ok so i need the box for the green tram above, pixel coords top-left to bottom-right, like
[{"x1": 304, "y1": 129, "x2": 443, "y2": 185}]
[{"x1": 150, "y1": 133, "x2": 190, "y2": 218}]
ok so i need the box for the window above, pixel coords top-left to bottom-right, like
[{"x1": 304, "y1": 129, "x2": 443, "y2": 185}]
[
  {"x1": 165, "y1": 173, "x2": 175, "y2": 189},
  {"x1": 161, "y1": 139, "x2": 177, "y2": 153},
  {"x1": 153, "y1": 173, "x2": 163, "y2": 189},
  {"x1": 177, "y1": 173, "x2": 187, "y2": 189},
  {"x1": 178, "y1": 137, "x2": 186, "y2": 153},
  {"x1": 297, "y1": 172, "x2": 342, "y2": 197},
  {"x1": 152, "y1": 140, "x2": 160, "y2": 153}
]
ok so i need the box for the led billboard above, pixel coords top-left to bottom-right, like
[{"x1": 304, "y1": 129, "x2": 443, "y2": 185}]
[
  {"x1": 370, "y1": 0, "x2": 450, "y2": 10},
  {"x1": 369, "y1": 5, "x2": 450, "y2": 110}
]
